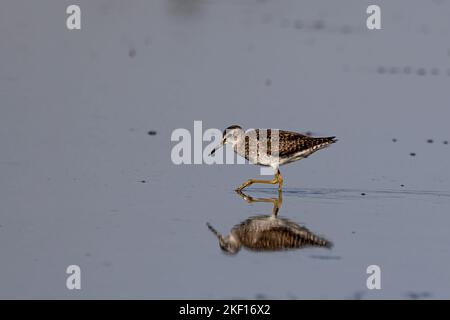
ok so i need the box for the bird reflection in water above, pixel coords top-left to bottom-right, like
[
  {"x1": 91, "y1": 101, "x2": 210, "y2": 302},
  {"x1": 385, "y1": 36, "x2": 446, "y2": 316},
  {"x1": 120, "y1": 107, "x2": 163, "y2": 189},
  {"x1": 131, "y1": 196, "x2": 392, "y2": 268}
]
[{"x1": 207, "y1": 190, "x2": 332, "y2": 255}]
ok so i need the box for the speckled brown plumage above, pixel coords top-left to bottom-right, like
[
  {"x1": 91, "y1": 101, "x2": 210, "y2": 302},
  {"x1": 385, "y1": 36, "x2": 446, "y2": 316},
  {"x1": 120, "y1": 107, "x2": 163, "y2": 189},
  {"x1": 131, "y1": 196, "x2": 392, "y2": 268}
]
[
  {"x1": 240, "y1": 129, "x2": 336, "y2": 165},
  {"x1": 276, "y1": 131, "x2": 336, "y2": 158},
  {"x1": 231, "y1": 215, "x2": 332, "y2": 251}
]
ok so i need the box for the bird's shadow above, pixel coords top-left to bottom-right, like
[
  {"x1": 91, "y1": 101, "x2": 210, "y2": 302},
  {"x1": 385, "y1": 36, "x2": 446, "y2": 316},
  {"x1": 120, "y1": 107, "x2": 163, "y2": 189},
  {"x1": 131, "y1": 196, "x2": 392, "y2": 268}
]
[{"x1": 206, "y1": 190, "x2": 332, "y2": 255}]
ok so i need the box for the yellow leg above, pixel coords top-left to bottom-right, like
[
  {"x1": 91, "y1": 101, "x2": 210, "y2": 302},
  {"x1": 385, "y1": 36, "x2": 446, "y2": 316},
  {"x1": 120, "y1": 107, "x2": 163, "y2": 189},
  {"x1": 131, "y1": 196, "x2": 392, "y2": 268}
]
[
  {"x1": 277, "y1": 171, "x2": 283, "y2": 192},
  {"x1": 235, "y1": 189, "x2": 283, "y2": 216},
  {"x1": 235, "y1": 170, "x2": 283, "y2": 192}
]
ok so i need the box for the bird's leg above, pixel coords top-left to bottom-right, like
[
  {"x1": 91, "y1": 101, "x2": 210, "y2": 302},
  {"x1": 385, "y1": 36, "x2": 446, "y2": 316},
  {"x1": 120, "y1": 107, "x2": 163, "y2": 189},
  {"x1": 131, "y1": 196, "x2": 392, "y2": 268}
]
[
  {"x1": 275, "y1": 188, "x2": 282, "y2": 212},
  {"x1": 266, "y1": 189, "x2": 283, "y2": 216},
  {"x1": 235, "y1": 190, "x2": 275, "y2": 204},
  {"x1": 235, "y1": 176, "x2": 278, "y2": 191},
  {"x1": 277, "y1": 170, "x2": 283, "y2": 192},
  {"x1": 235, "y1": 189, "x2": 283, "y2": 217},
  {"x1": 235, "y1": 169, "x2": 283, "y2": 192}
]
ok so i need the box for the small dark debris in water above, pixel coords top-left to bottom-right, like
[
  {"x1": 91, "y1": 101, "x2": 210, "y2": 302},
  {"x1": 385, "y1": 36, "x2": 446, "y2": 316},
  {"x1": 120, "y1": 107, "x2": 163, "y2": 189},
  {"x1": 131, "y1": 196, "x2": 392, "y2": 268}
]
[
  {"x1": 265, "y1": 78, "x2": 272, "y2": 86},
  {"x1": 128, "y1": 48, "x2": 136, "y2": 58},
  {"x1": 147, "y1": 130, "x2": 157, "y2": 136},
  {"x1": 294, "y1": 19, "x2": 303, "y2": 29},
  {"x1": 361, "y1": 193, "x2": 366, "y2": 196},
  {"x1": 287, "y1": 293, "x2": 298, "y2": 300},
  {"x1": 401, "y1": 184, "x2": 405, "y2": 187},
  {"x1": 255, "y1": 293, "x2": 268, "y2": 299},
  {"x1": 309, "y1": 255, "x2": 341, "y2": 260},
  {"x1": 102, "y1": 261, "x2": 112, "y2": 268},
  {"x1": 406, "y1": 291, "x2": 431, "y2": 300},
  {"x1": 140, "y1": 180, "x2": 147, "y2": 183},
  {"x1": 444, "y1": 140, "x2": 449, "y2": 145},
  {"x1": 403, "y1": 66, "x2": 412, "y2": 74},
  {"x1": 305, "y1": 131, "x2": 313, "y2": 136},
  {"x1": 312, "y1": 20, "x2": 325, "y2": 30},
  {"x1": 353, "y1": 291, "x2": 365, "y2": 300},
  {"x1": 392, "y1": 138, "x2": 397, "y2": 142},
  {"x1": 427, "y1": 139, "x2": 434, "y2": 143},
  {"x1": 389, "y1": 67, "x2": 398, "y2": 74},
  {"x1": 410, "y1": 152, "x2": 416, "y2": 157},
  {"x1": 377, "y1": 66, "x2": 386, "y2": 74},
  {"x1": 352, "y1": 231, "x2": 356, "y2": 234},
  {"x1": 417, "y1": 68, "x2": 426, "y2": 76}
]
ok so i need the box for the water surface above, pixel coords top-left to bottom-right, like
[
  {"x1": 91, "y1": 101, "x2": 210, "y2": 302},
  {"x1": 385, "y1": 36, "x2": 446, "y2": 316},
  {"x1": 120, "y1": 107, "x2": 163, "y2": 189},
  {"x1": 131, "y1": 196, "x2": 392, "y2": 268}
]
[{"x1": 1, "y1": 0, "x2": 450, "y2": 299}]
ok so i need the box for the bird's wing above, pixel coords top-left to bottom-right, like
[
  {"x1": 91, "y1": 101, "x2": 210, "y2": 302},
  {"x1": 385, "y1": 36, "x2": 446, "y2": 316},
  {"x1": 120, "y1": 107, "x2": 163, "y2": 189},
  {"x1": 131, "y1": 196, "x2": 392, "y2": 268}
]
[
  {"x1": 278, "y1": 131, "x2": 336, "y2": 158},
  {"x1": 242, "y1": 129, "x2": 336, "y2": 158},
  {"x1": 238, "y1": 226, "x2": 331, "y2": 250}
]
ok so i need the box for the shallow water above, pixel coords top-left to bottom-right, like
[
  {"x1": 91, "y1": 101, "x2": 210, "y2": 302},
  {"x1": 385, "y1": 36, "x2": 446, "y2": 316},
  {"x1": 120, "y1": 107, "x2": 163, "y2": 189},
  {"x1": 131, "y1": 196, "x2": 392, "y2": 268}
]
[{"x1": 1, "y1": 0, "x2": 450, "y2": 299}]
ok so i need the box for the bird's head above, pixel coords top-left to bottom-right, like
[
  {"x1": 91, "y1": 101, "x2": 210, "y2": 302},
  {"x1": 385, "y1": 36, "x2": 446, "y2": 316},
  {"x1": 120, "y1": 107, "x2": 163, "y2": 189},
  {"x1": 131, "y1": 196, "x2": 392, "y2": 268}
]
[
  {"x1": 206, "y1": 222, "x2": 241, "y2": 255},
  {"x1": 209, "y1": 125, "x2": 244, "y2": 156}
]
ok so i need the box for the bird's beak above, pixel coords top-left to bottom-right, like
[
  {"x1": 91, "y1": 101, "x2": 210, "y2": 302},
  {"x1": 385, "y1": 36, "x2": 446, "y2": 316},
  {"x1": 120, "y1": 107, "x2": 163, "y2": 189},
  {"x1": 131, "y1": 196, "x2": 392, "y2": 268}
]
[
  {"x1": 209, "y1": 138, "x2": 225, "y2": 156},
  {"x1": 206, "y1": 223, "x2": 223, "y2": 241}
]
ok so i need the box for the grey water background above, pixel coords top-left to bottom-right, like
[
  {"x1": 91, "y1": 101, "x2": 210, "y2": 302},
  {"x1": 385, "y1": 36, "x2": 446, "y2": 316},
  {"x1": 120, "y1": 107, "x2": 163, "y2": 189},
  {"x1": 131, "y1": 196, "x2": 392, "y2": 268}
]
[{"x1": 1, "y1": 0, "x2": 450, "y2": 299}]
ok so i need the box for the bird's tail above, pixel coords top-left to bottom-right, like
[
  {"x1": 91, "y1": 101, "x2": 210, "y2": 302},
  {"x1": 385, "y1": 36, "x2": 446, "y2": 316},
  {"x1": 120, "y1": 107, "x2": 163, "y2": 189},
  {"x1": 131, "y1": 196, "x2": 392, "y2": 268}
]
[
  {"x1": 311, "y1": 136, "x2": 337, "y2": 151},
  {"x1": 324, "y1": 136, "x2": 337, "y2": 144}
]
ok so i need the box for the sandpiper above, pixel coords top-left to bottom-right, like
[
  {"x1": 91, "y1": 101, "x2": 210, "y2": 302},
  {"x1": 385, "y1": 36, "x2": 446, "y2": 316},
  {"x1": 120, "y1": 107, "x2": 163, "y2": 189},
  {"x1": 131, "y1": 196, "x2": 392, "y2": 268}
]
[{"x1": 210, "y1": 125, "x2": 337, "y2": 191}]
